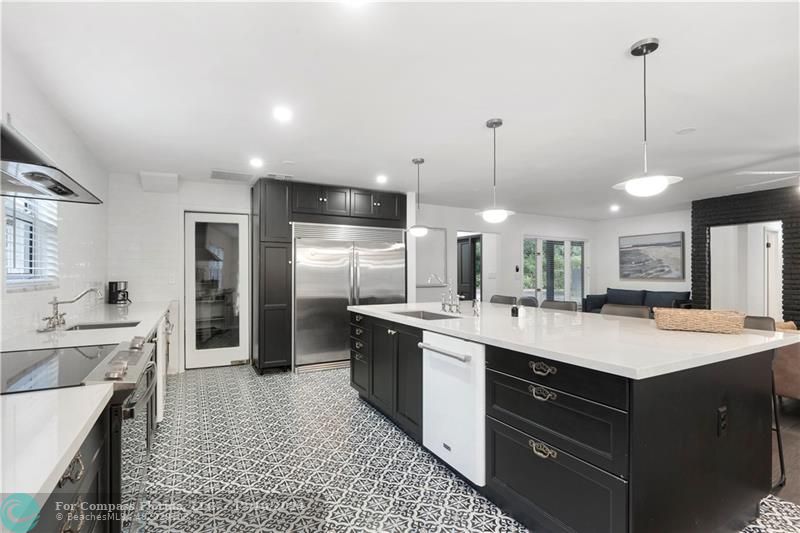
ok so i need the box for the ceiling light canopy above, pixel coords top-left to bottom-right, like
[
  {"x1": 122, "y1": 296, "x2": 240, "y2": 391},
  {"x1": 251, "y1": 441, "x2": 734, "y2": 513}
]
[
  {"x1": 249, "y1": 157, "x2": 264, "y2": 169},
  {"x1": 476, "y1": 118, "x2": 514, "y2": 224},
  {"x1": 614, "y1": 38, "x2": 683, "y2": 198},
  {"x1": 272, "y1": 105, "x2": 293, "y2": 123},
  {"x1": 376, "y1": 174, "x2": 388, "y2": 184},
  {"x1": 609, "y1": 204, "x2": 621, "y2": 213},
  {"x1": 407, "y1": 158, "x2": 430, "y2": 238}
]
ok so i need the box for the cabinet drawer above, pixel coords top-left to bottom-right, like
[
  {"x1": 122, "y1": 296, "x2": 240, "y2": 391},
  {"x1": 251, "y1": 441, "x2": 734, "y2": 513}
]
[
  {"x1": 350, "y1": 336, "x2": 369, "y2": 355},
  {"x1": 351, "y1": 350, "x2": 370, "y2": 396},
  {"x1": 350, "y1": 323, "x2": 371, "y2": 341},
  {"x1": 487, "y1": 370, "x2": 628, "y2": 476},
  {"x1": 486, "y1": 417, "x2": 627, "y2": 533},
  {"x1": 486, "y1": 345, "x2": 629, "y2": 410},
  {"x1": 351, "y1": 312, "x2": 368, "y2": 325}
]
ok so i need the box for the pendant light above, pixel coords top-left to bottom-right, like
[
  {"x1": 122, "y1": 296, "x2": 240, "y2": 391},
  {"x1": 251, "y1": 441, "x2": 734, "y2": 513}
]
[
  {"x1": 407, "y1": 157, "x2": 429, "y2": 237},
  {"x1": 613, "y1": 38, "x2": 683, "y2": 197},
  {"x1": 477, "y1": 118, "x2": 514, "y2": 223}
]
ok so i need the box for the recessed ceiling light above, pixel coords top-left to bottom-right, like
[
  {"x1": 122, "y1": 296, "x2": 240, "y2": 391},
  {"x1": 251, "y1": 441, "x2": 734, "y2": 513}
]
[
  {"x1": 282, "y1": 160, "x2": 296, "y2": 165},
  {"x1": 676, "y1": 127, "x2": 697, "y2": 136},
  {"x1": 376, "y1": 174, "x2": 388, "y2": 184},
  {"x1": 272, "y1": 106, "x2": 293, "y2": 123},
  {"x1": 610, "y1": 204, "x2": 620, "y2": 212},
  {"x1": 249, "y1": 157, "x2": 264, "y2": 169},
  {"x1": 343, "y1": 0, "x2": 368, "y2": 7}
]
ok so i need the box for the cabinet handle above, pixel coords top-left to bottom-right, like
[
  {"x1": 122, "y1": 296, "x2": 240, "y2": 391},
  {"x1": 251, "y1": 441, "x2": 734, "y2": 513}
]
[
  {"x1": 355, "y1": 328, "x2": 363, "y2": 336},
  {"x1": 529, "y1": 360, "x2": 557, "y2": 376},
  {"x1": 387, "y1": 329, "x2": 397, "y2": 335},
  {"x1": 528, "y1": 384, "x2": 557, "y2": 402},
  {"x1": 60, "y1": 495, "x2": 86, "y2": 532},
  {"x1": 355, "y1": 314, "x2": 363, "y2": 322},
  {"x1": 355, "y1": 341, "x2": 364, "y2": 349},
  {"x1": 58, "y1": 451, "x2": 85, "y2": 487},
  {"x1": 377, "y1": 202, "x2": 381, "y2": 207},
  {"x1": 318, "y1": 197, "x2": 323, "y2": 201},
  {"x1": 353, "y1": 353, "x2": 363, "y2": 362},
  {"x1": 528, "y1": 439, "x2": 558, "y2": 460}
]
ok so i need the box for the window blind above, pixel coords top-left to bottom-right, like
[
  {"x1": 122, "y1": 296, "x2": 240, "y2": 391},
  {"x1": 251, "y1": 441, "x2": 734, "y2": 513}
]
[{"x1": 4, "y1": 197, "x2": 59, "y2": 289}]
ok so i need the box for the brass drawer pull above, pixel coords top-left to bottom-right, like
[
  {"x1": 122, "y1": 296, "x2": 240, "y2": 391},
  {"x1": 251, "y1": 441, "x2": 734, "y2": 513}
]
[
  {"x1": 529, "y1": 360, "x2": 557, "y2": 376},
  {"x1": 529, "y1": 385, "x2": 557, "y2": 402},
  {"x1": 354, "y1": 327, "x2": 363, "y2": 336},
  {"x1": 355, "y1": 315, "x2": 363, "y2": 322},
  {"x1": 387, "y1": 329, "x2": 397, "y2": 335},
  {"x1": 353, "y1": 353, "x2": 363, "y2": 362},
  {"x1": 528, "y1": 439, "x2": 558, "y2": 460},
  {"x1": 60, "y1": 495, "x2": 86, "y2": 532},
  {"x1": 355, "y1": 341, "x2": 364, "y2": 350},
  {"x1": 58, "y1": 451, "x2": 85, "y2": 488}
]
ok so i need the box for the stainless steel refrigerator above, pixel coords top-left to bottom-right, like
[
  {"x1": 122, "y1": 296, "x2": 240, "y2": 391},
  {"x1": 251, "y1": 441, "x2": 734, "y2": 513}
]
[{"x1": 294, "y1": 224, "x2": 406, "y2": 368}]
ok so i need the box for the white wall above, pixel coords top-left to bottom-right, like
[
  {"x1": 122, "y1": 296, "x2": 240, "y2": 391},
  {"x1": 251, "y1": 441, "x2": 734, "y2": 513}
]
[
  {"x1": 591, "y1": 210, "x2": 692, "y2": 294},
  {"x1": 1, "y1": 47, "x2": 109, "y2": 340},
  {"x1": 413, "y1": 203, "x2": 594, "y2": 302},
  {"x1": 710, "y1": 221, "x2": 783, "y2": 319},
  {"x1": 106, "y1": 173, "x2": 250, "y2": 371}
]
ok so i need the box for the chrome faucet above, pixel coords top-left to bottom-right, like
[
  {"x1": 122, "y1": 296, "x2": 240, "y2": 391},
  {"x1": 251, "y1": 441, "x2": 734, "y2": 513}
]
[
  {"x1": 440, "y1": 284, "x2": 461, "y2": 314},
  {"x1": 38, "y1": 287, "x2": 103, "y2": 332}
]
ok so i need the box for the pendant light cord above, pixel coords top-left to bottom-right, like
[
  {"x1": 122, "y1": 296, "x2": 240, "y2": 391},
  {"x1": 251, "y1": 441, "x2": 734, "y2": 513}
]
[
  {"x1": 492, "y1": 125, "x2": 497, "y2": 208},
  {"x1": 416, "y1": 163, "x2": 421, "y2": 211},
  {"x1": 642, "y1": 53, "x2": 648, "y2": 175}
]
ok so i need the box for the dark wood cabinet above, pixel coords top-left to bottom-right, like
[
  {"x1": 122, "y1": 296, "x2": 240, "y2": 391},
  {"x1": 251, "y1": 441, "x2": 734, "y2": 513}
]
[
  {"x1": 486, "y1": 417, "x2": 628, "y2": 533},
  {"x1": 34, "y1": 410, "x2": 111, "y2": 533},
  {"x1": 292, "y1": 182, "x2": 324, "y2": 214},
  {"x1": 394, "y1": 327, "x2": 423, "y2": 440},
  {"x1": 351, "y1": 315, "x2": 422, "y2": 442},
  {"x1": 350, "y1": 189, "x2": 376, "y2": 217},
  {"x1": 486, "y1": 369, "x2": 629, "y2": 476},
  {"x1": 321, "y1": 187, "x2": 350, "y2": 216},
  {"x1": 370, "y1": 323, "x2": 396, "y2": 415},
  {"x1": 258, "y1": 242, "x2": 292, "y2": 369},
  {"x1": 293, "y1": 184, "x2": 351, "y2": 216},
  {"x1": 259, "y1": 179, "x2": 292, "y2": 242},
  {"x1": 349, "y1": 189, "x2": 403, "y2": 220}
]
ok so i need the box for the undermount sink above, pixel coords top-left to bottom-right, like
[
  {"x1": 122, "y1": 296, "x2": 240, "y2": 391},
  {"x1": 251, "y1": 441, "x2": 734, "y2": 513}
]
[
  {"x1": 66, "y1": 321, "x2": 141, "y2": 331},
  {"x1": 392, "y1": 311, "x2": 457, "y2": 321}
]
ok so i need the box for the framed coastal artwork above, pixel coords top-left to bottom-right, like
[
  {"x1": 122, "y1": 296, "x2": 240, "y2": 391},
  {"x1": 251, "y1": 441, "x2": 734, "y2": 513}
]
[{"x1": 619, "y1": 231, "x2": 685, "y2": 280}]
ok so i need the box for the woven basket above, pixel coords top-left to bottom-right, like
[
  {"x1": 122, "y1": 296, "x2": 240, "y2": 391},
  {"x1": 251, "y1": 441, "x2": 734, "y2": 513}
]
[{"x1": 653, "y1": 308, "x2": 745, "y2": 334}]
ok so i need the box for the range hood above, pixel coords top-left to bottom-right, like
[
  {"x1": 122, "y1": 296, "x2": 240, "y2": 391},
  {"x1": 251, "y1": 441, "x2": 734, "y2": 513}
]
[{"x1": 1, "y1": 124, "x2": 102, "y2": 204}]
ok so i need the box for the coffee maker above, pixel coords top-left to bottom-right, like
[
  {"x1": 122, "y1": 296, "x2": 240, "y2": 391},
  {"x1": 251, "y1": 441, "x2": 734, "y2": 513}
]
[{"x1": 107, "y1": 281, "x2": 132, "y2": 305}]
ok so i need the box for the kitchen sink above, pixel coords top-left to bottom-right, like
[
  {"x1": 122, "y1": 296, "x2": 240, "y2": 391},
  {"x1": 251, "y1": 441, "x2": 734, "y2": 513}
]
[
  {"x1": 66, "y1": 321, "x2": 141, "y2": 331},
  {"x1": 392, "y1": 311, "x2": 457, "y2": 321}
]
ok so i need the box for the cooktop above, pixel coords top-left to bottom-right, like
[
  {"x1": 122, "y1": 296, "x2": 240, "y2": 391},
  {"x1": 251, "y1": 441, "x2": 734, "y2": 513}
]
[{"x1": 0, "y1": 344, "x2": 117, "y2": 394}]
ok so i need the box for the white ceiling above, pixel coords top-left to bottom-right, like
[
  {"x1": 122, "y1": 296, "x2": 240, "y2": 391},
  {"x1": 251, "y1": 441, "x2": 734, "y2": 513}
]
[{"x1": 2, "y1": 2, "x2": 798, "y2": 220}]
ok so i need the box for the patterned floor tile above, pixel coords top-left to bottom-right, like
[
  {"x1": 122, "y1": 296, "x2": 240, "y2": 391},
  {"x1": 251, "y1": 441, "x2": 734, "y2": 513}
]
[{"x1": 122, "y1": 365, "x2": 800, "y2": 532}]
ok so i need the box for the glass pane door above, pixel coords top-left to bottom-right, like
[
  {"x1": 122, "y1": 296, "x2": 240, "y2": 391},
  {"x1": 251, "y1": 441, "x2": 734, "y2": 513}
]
[
  {"x1": 523, "y1": 238, "x2": 586, "y2": 305},
  {"x1": 569, "y1": 242, "x2": 585, "y2": 302},
  {"x1": 543, "y1": 240, "x2": 565, "y2": 301},
  {"x1": 185, "y1": 212, "x2": 249, "y2": 369}
]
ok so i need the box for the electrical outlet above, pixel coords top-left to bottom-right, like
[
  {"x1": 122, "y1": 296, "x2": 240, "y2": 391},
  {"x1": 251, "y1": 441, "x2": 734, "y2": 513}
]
[{"x1": 717, "y1": 405, "x2": 728, "y2": 437}]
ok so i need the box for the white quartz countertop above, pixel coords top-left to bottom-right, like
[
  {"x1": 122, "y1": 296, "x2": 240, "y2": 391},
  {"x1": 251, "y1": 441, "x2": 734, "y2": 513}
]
[
  {"x1": 0, "y1": 383, "x2": 113, "y2": 505},
  {"x1": 1, "y1": 301, "x2": 171, "y2": 352},
  {"x1": 348, "y1": 302, "x2": 800, "y2": 379}
]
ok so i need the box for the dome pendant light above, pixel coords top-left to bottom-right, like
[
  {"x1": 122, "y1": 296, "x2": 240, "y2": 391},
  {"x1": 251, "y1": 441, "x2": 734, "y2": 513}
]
[
  {"x1": 613, "y1": 38, "x2": 683, "y2": 198},
  {"x1": 477, "y1": 118, "x2": 514, "y2": 223},
  {"x1": 407, "y1": 157, "x2": 429, "y2": 237}
]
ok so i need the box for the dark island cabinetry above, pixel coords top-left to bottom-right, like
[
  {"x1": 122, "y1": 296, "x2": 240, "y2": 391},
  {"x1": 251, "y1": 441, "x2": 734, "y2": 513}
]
[{"x1": 349, "y1": 312, "x2": 422, "y2": 442}]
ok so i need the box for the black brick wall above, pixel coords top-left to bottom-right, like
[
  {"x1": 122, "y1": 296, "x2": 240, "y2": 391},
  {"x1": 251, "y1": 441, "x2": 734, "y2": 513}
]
[{"x1": 692, "y1": 186, "x2": 800, "y2": 321}]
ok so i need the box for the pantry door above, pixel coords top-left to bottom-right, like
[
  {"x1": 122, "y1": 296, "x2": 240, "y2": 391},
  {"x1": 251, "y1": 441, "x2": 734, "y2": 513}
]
[{"x1": 185, "y1": 212, "x2": 250, "y2": 369}]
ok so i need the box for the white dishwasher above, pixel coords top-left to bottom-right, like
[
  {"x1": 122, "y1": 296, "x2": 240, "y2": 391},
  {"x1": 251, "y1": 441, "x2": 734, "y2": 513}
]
[{"x1": 420, "y1": 331, "x2": 486, "y2": 486}]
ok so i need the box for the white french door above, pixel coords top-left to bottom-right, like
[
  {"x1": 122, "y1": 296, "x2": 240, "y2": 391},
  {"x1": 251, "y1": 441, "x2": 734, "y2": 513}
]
[{"x1": 184, "y1": 212, "x2": 250, "y2": 369}]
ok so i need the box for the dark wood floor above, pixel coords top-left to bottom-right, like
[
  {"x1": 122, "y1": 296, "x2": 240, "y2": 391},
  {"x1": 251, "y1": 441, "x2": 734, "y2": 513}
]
[{"x1": 773, "y1": 398, "x2": 800, "y2": 503}]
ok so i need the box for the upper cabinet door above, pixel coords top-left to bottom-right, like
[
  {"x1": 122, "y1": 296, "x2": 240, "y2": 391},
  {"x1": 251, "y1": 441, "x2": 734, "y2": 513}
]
[
  {"x1": 374, "y1": 192, "x2": 402, "y2": 220},
  {"x1": 260, "y1": 180, "x2": 292, "y2": 242},
  {"x1": 293, "y1": 183, "x2": 324, "y2": 214},
  {"x1": 322, "y1": 187, "x2": 350, "y2": 216},
  {"x1": 351, "y1": 189, "x2": 376, "y2": 218}
]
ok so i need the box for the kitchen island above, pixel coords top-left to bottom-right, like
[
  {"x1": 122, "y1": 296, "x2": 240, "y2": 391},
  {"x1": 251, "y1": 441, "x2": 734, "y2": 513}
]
[{"x1": 347, "y1": 301, "x2": 800, "y2": 533}]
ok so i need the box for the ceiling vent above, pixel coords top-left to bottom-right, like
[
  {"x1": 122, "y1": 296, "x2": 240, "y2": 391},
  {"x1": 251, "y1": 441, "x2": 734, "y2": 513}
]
[
  {"x1": 263, "y1": 173, "x2": 293, "y2": 180},
  {"x1": 210, "y1": 169, "x2": 254, "y2": 183}
]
